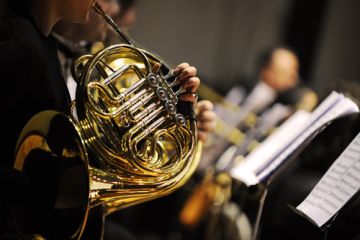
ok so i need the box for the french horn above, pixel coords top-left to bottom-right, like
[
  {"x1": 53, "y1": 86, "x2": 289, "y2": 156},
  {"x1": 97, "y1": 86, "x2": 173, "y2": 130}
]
[{"x1": 12, "y1": 3, "x2": 201, "y2": 239}]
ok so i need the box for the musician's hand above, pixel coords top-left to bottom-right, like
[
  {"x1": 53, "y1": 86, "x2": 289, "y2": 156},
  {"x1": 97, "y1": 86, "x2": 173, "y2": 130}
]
[
  {"x1": 173, "y1": 63, "x2": 200, "y2": 103},
  {"x1": 195, "y1": 100, "x2": 216, "y2": 141}
]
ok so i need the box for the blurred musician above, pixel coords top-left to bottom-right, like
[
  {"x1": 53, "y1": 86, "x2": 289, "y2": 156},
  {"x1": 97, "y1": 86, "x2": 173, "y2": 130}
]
[
  {"x1": 200, "y1": 46, "x2": 318, "y2": 170},
  {"x1": 106, "y1": 0, "x2": 137, "y2": 44},
  {"x1": 239, "y1": 46, "x2": 317, "y2": 123}
]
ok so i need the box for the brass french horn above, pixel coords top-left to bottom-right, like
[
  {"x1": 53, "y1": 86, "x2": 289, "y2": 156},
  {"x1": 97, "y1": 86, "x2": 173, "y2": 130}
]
[{"x1": 12, "y1": 3, "x2": 201, "y2": 239}]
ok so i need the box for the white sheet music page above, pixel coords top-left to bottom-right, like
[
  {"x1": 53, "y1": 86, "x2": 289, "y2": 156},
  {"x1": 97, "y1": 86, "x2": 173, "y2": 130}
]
[
  {"x1": 296, "y1": 132, "x2": 360, "y2": 227},
  {"x1": 257, "y1": 92, "x2": 359, "y2": 182},
  {"x1": 230, "y1": 110, "x2": 311, "y2": 186},
  {"x1": 230, "y1": 91, "x2": 359, "y2": 187}
]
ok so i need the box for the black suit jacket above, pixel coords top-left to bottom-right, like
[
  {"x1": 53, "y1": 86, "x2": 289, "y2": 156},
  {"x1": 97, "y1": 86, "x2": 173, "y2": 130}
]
[
  {"x1": 0, "y1": 6, "x2": 70, "y2": 167},
  {"x1": 0, "y1": 4, "x2": 70, "y2": 237}
]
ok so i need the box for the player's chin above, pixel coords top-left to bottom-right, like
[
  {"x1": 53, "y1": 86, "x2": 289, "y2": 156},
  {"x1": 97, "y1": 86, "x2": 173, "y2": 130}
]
[{"x1": 75, "y1": 11, "x2": 91, "y2": 24}]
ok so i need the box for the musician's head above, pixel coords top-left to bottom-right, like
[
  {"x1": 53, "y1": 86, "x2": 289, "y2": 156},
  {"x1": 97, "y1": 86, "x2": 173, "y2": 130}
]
[
  {"x1": 258, "y1": 47, "x2": 299, "y2": 92},
  {"x1": 54, "y1": 0, "x2": 120, "y2": 43},
  {"x1": 55, "y1": 0, "x2": 95, "y2": 24},
  {"x1": 16, "y1": 0, "x2": 96, "y2": 24},
  {"x1": 72, "y1": 0, "x2": 120, "y2": 42}
]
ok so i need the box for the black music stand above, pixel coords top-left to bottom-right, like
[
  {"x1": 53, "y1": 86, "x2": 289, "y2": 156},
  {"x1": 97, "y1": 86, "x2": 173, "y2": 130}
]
[
  {"x1": 232, "y1": 118, "x2": 338, "y2": 240},
  {"x1": 253, "y1": 125, "x2": 326, "y2": 240},
  {"x1": 288, "y1": 189, "x2": 360, "y2": 240},
  {"x1": 270, "y1": 112, "x2": 360, "y2": 240}
]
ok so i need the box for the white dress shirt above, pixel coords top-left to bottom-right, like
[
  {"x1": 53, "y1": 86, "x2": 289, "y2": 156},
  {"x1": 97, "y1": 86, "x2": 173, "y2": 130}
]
[{"x1": 241, "y1": 81, "x2": 277, "y2": 114}]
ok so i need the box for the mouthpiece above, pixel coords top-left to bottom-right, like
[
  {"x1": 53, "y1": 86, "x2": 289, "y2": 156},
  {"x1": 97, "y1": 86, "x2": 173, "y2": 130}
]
[{"x1": 92, "y1": 2, "x2": 134, "y2": 46}]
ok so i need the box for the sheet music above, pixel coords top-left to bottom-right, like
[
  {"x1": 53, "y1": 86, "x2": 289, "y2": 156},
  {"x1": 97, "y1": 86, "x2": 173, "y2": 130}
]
[
  {"x1": 257, "y1": 94, "x2": 359, "y2": 182},
  {"x1": 296, "y1": 132, "x2": 360, "y2": 227},
  {"x1": 230, "y1": 110, "x2": 311, "y2": 186},
  {"x1": 230, "y1": 91, "x2": 359, "y2": 186}
]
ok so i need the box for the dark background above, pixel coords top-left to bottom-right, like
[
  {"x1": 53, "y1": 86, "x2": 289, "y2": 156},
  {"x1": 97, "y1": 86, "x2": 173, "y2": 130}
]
[{"x1": 131, "y1": 0, "x2": 360, "y2": 99}]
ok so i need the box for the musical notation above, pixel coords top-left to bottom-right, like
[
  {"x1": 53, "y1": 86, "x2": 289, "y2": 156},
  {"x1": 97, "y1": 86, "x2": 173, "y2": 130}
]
[{"x1": 296, "y1": 132, "x2": 360, "y2": 227}]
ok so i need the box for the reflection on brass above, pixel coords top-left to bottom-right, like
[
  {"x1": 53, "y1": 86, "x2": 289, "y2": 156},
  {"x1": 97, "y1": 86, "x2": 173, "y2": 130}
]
[{"x1": 14, "y1": 135, "x2": 45, "y2": 171}]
